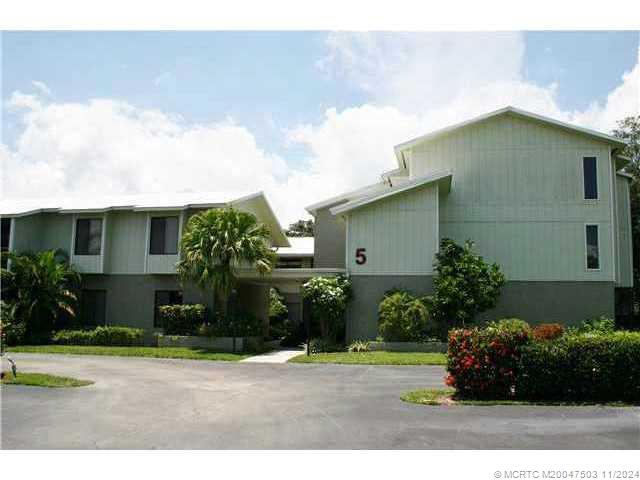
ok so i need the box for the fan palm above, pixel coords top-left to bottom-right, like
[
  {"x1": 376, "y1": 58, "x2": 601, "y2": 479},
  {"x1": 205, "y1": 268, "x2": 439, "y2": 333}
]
[
  {"x1": 176, "y1": 208, "x2": 276, "y2": 314},
  {"x1": 1, "y1": 249, "x2": 81, "y2": 343}
]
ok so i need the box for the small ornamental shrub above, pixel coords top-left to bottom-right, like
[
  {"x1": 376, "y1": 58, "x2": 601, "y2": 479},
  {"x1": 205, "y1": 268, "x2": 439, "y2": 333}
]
[
  {"x1": 378, "y1": 291, "x2": 431, "y2": 342},
  {"x1": 52, "y1": 326, "x2": 144, "y2": 346},
  {"x1": 1, "y1": 301, "x2": 26, "y2": 347},
  {"x1": 308, "y1": 337, "x2": 342, "y2": 354},
  {"x1": 348, "y1": 340, "x2": 370, "y2": 353},
  {"x1": 532, "y1": 323, "x2": 565, "y2": 341},
  {"x1": 430, "y1": 238, "x2": 505, "y2": 329},
  {"x1": 446, "y1": 319, "x2": 530, "y2": 399},
  {"x1": 302, "y1": 276, "x2": 352, "y2": 342},
  {"x1": 572, "y1": 316, "x2": 616, "y2": 334},
  {"x1": 518, "y1": 331, "x2": 640, "y2": 402},
  {"x1": 159, "y1": 304, "x2": 206, "y2": 335}
]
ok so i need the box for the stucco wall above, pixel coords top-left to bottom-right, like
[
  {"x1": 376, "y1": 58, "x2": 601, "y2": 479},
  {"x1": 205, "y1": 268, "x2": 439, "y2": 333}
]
[{"x1": 346, "y1": 275, "x2": 615, "y2": 341}]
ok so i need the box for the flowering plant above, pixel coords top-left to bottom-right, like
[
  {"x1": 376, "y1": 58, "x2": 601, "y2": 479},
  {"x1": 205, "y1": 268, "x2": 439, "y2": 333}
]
[{"x1": 302, "y1": 276, "x2": 352, "y2": 342}]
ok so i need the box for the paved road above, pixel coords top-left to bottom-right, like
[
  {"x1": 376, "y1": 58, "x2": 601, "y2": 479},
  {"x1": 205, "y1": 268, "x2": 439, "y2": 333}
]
[{"x1": 2, "y1": 353, "x2": 639, "y2": 449}]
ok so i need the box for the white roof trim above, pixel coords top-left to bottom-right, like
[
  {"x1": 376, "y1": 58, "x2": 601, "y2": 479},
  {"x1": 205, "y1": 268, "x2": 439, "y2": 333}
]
[
  {"x1": 330, "y1": 170, "x2": 453, "y2": 216},
  {"x1": 394, "y1": 106, "x2": 628, "y2": 166},
  {"x1": 305, "y1": 181, "x2": 387, "y2": 215}
]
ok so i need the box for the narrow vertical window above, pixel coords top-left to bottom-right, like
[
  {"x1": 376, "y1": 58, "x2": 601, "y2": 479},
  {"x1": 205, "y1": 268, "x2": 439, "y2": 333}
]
[
  {"x1": 585, "y1": 225, "x2": 599, "y2": 270},
  {"x1": 1, "y1": 218, "x2": 11, "y2": 268},
  {"x1": 81, "y1": 290, "x2": 107, "y2": 327},
  {"x1": 583, "y1": 156, "x2": 598, "y2": 200}
]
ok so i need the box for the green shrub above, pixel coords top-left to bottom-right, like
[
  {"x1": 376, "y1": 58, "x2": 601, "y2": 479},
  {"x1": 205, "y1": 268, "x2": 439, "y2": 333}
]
[
  {"x1": 52, "y1": 326, "x2": 144, "y2": 346},
  {"x1": 158, "y1": 304, "x2": 205, "y2": 335},
  {"x1": 1, "y1": 301, "x2": 26, "y2": 347},
  {"x1": 430, "y1": 238, "x2": 505, "y2": 329},
  {"x1": 572, "y1": 316, "x2": 616, "y2": 334},
  {"x1": 308, "y1": 337, "x2": 342, "y2": 354},
  {"x1": 446, "y1": 319, "x2": 531, "y2": 399},
  {"x1": 302, "y1": 276, "x2": 352, "y2": 342},
  {"x1": 348, "y1": 340, "x2": 370, "y2": 353},
  {"x1": 378, "y1": 291, "x2": 431, "y2": 341},
  {"x1": 200, "y1": 310, "x2": 264, "y2": 337},
  {"x1": 518, "y1": 331, "x2": 640, "y2": 402}
]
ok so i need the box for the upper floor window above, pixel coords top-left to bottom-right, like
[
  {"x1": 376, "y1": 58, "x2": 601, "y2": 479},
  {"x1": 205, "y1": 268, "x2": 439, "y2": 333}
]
[
  {"x1": 1, "y1": 218, "x2": 11, "y2": 269},
  {"x1": 75, "y1": 218, "x2": 103, "y2": 255},
  {"x1": 150, "y1": 216, "x2": 179, "y2": 255},
  {"x1": 583, "y1": 156, "x2": 598, "y2": 200},
  {"x1": 585, "y1": 224, "x2": 600, "y2": 270}
]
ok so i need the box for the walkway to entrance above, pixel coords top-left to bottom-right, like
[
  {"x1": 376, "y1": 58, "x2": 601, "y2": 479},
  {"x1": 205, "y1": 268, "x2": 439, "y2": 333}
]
[{"x1": 241, "y1": 349, "x2": 303, "y2": 363}]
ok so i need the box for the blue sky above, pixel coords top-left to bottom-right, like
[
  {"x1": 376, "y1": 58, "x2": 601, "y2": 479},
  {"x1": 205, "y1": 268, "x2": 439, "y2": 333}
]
[{"x1": 2, "y1": 31, "x2": 638, "y2": 222}]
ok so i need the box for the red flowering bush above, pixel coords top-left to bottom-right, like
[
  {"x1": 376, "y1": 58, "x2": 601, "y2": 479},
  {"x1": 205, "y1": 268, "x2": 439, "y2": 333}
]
[
  {"x1": 446, "y1": 319, "x2": 530, "y2": 399},
  {"x1": 531, "y1": 323, "x2": 565, "y2": 341}
]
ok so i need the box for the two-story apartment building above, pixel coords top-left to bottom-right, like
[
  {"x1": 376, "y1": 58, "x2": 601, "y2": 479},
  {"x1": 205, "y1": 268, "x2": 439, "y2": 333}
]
[
  {"x1": 0, "y1": 192, "x2": 295, "y2": 334},
  {"x1": 307, "y1": 107, "x2": 635, "y2": 340}
]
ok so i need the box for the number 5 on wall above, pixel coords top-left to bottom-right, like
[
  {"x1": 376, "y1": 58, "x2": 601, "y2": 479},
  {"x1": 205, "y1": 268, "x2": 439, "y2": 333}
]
[{"x1": 355, "y1": 248, "x2": 367, "y2": 265}]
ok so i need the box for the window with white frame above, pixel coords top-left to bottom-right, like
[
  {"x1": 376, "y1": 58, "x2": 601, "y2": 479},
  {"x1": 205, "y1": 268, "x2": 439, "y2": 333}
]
[
  {"x1": 75, "y1": 218, "x2": 103, "y2": 255},
  {"x1": 585, "y1": 224, "x2": 600, "y2": 270},
  {"x1": 149, "y1": 216, "x2": 179, "y2": 255}
]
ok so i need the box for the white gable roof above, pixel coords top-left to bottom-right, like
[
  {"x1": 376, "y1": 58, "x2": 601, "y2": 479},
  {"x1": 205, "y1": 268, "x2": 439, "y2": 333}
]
[
  {"x1": 394, "y1": 106, "x2": 628, "y2": 167},
  {"x1": 330, "y1": 170, "x2": 452, "y2": 216}
]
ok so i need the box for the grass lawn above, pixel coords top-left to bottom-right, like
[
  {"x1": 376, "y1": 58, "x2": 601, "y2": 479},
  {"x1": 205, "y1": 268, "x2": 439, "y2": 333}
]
[
  {"x1": 401, "y1": 388, "x2": 637, "y2": 407},
  {"x1": 1, "y1": 371, "x2": 94, "y2": 388},
  {"x1": 8, "y1": 345, "x2": 251, "y2": 362},
  {"x1": 289, "y1": 351, "x2": 447, "y2": 365}
]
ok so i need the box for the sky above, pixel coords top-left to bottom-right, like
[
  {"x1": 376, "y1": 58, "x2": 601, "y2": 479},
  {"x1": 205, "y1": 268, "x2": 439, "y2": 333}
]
[{"x1": 1, "y1": 31, "x2": 639, "y2": 225}]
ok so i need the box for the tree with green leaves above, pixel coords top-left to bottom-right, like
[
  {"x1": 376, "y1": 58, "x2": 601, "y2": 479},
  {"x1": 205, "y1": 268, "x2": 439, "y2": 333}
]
[
  {"x1": 1, "y1": 249, "x2": 80, "y2": 344},
  {"x1": 430, "y1": 238, "x2": 505, "y2": 329},
  {"x1": 613, "y1": 116, "x2": 640, "y2": 315},
  {"x1": 176, "y1": 208, "x2": 276, "y2": 315},
  {"x1": 302, "y1": 275, "x2": 352, "y2": 342},
  {"x1": 285, "y1": 219, "x2": 314, "y2": 237}
]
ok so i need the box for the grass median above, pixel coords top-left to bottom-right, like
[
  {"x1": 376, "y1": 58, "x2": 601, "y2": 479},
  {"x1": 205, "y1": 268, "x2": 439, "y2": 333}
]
[
  {"x1": 8, "y1": 345, "x2": 251, "y2": 362},
  {"x1": 1, "y1": 371, "x2": 94, "y2": 388},
  {"x1": 289, "y1": 351, "x2": 447, "y2": 365}
]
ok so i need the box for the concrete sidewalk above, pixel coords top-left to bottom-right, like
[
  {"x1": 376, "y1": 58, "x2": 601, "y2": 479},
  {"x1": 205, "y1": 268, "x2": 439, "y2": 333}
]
[{"x1": 240, "y1": 349, "x2": 303, "y2": 363}]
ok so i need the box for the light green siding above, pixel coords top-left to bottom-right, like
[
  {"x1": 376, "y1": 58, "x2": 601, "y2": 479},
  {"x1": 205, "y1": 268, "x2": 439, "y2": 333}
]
[
  {"x1": 615, "y1": 175, "x2": 633, "y2": 287},
  {"x1": 39, "y1": 213, "x2": 73, "y2": 253},
  {"x1": 410, "y1": 113, "x2": 615, "y2": 282},
  {"x1": 105, "y1": 211, "x2": 148, "y2": 274},
  {"x1": 12, "y1": 215, "x2": 43, "y2": 252},
  {"x1": 346, "y1": 184, "x2": 439, "y2": 274}
]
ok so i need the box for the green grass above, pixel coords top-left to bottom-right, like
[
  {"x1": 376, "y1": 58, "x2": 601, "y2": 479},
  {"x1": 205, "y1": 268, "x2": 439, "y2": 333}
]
[
  {"x1": 1, "y1": 371, "x2": 94, "y2": 388},
  {"x1": 289, "y1": 351, "x2": 447, "y2": 365},
  {"x1": 8, "y1": 345, "x2": 251, "y2": 362},
  {"x1": 400, "y1": 388, "x2": 637, "y2": 407}
]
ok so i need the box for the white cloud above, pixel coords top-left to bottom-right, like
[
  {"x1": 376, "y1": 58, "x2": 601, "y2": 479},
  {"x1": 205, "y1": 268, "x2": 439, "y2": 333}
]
[
  {"x1": 31, "y1": 80, "x2": 52, "y2": 97},
  {"x1": 2, "y1": 36, "x2": 639, "y2": 227}
]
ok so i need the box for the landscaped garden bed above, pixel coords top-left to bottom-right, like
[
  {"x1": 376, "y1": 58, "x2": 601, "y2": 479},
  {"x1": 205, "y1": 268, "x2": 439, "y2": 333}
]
[{"x1": 156, "y1": 334, "x2": 263, "y2": 353}]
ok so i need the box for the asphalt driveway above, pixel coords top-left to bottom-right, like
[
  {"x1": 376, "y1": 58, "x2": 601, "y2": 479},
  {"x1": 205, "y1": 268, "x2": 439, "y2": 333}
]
[{"x1": 2, "y1": 353, "x2": 639, "y2": 449}]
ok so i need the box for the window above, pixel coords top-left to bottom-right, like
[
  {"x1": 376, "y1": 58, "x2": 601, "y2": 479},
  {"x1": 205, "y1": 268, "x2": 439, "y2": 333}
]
[
  {"x1": 1, "y1": 218, "x2": 11, "y2": 268},
  {"x1": 585, "y1": 225, "x2": 600, "y2": 270},
  {"x1": 583, "y1": 156, "x2": 598, "y2": 200},
  {"x1": 149, "y1": 216, "x2": 179, "y2": 255},
  {"x1": 75, "y1": 218, "x2": 103, "y2": 255},
  {"x1": 81, "y1": 290, "x2": 106, "y2": 327},
  {"x1": 154, "y1": 290, "x2": 183, "y2": 328}
]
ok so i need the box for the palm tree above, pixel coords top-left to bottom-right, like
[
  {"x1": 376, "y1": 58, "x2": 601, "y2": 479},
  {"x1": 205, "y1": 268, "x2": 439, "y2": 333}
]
[
  {"x1": 176, "y1": 208, "x2": 276, "y2": 315},
  {"x1": 1, "y1": 249, "x2": 81, "y2": 343}
]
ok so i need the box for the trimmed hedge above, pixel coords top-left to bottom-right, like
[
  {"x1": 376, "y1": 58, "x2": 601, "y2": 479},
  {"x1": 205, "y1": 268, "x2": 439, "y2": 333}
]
[
  {"x1": 198, "y1": 310, "x2": 263, "y2": 337},
  {"x1": 158, "y1": 304, "x2": 205, "y2": 335},
  {"x1": 446, "y1": 319, "x2": 530, "y2": 399},
  {"x1": 518, "y1": 331, "x2": 640, "y2": 403},
  {"x1": 52, "y1": 326, "x2": 144, "y2": 346},
  {"x1": 531, "y1": 323, "x2": 565, "y2": 341}
]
